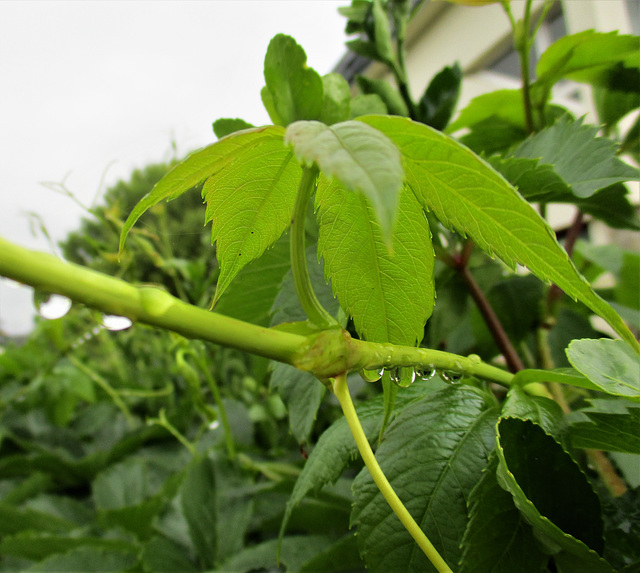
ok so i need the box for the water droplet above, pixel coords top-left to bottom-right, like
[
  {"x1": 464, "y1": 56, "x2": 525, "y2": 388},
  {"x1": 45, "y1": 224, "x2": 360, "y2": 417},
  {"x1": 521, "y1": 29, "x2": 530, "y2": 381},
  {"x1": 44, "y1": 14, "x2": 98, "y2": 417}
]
[
  {"x1": 441, "y1": 370, "x2": 462, "y2": 384},
  {"x1": 208, "y1": 420, "x2": 220, "y2": 430},
  {"x1": 396, "y1": 366, "x2": 415, "y2": 388},
  {"x1": 36, "y1": 294, "x2": 72, "y2": 320},
  {"x1": 361, "y1": 367, "x2": 384, "y2": 383},
  {"x1": 101, "y1": 315, "x2": 133, "y2": 331},
  {"x1": 415, "y1": 365, "x2": 436, "y2": 381},
  {"x1": 387, "y1": 367, "x2": 401, "y2": 385}
]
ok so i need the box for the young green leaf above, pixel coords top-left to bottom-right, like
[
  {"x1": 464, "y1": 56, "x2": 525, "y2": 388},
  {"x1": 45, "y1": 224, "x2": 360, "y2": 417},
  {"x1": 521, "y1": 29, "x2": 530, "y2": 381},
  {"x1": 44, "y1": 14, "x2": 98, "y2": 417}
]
[
  {"x1": 212, "y1": 118, "x2": 255, "y2": 139},
  {"x1": 447, "y1": 89, "x2": 526, "y2": 133},
  {"x1": 417, "y1": 63, "x2": 462, "y2": 131},
  {"x1": 351, "y1": 387, "x2": 499, "y2": 572},
  {"x1": 316, "y1": 180, "x2": 434, "y2": 346},
  {"x1": 359, "y1": 114, "x2": 640, "y2": 353},
  {"x1": 496, "y1": 418, "x2": 612, "y2": 573},
  {"x1": 511, "y1": 116, "x2": 639, "y2": 198},
  {"x1": 319, "y1": 73, "x2": 351, "y2": 125},
  {"x1": 533, "y1": 30, "x2": 640, "y2": 103},
  {"x1": 356, "y1": 75, "x2": 409, "y2": 117},
  {"x1": 204, "y1": 143, "x2": 302, "y2": 305},
  {"x1": 566, "y1": 338, "x2": 640, "y2": 401},
  {"x1": 263, "y1": 34, "x2": 324, "y2": 126},
  {"x1": 350, "y1": 93, "x2": 388, "y2": 118},
  {"x1": 285, "y1": 120, "x2": 404, "y2": 243},
  {"x1": 371, "y1": 0, "x2": 395, "y2": 64},
  {"x1": 119, "y1": 126, "x2": 285, "y2": 255},
  {"x1": 460, "y1": 455, "x2": 548, "y2": 573}
]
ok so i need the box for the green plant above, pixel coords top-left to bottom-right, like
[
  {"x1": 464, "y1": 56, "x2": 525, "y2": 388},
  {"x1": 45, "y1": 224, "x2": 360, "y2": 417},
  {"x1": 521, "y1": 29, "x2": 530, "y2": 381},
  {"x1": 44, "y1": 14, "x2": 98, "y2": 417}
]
[{"x1": 1, "y1": 1, "x2": 639, "y2": 571}]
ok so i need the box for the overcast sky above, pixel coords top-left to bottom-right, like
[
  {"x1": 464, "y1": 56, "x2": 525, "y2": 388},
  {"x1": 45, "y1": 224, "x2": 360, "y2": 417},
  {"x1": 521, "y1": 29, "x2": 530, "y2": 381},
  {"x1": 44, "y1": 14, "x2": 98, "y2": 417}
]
[{"x1": 0, "y1": 1, "x2": 349, "y2": 336}]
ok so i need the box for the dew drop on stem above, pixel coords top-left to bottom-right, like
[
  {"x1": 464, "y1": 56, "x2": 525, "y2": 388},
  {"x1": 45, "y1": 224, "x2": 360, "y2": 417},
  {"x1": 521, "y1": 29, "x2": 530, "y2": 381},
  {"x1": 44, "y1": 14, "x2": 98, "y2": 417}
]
[
  {"x1": 361, "y1": 367, "x2": 384, "y2": 383},
  {"x1": 441, "y1": 370, "x2": 463, "y2": 384},
  {"x1": 415, "y1": 365, "x2": 436, "y2": 381},
  {"x1": 35, "y1": 293, "x2": 72, "y2": 320}
]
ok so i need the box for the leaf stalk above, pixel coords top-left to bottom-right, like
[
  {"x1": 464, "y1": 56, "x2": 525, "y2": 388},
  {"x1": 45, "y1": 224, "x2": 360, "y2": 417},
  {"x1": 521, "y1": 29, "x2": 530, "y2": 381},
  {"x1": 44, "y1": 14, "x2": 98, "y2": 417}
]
[
  {"x1": 332, "y1": 372, "x2": 454, "y2": 573},
  {"x1": 290, "y1": 167, "x2": 338, "y2": 328}
]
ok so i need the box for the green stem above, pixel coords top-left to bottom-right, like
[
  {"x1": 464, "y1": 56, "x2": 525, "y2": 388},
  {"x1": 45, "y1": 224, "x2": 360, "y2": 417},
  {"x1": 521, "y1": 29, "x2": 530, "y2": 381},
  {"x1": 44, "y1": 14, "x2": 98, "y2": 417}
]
[
  {"x1": 67, "y1": 355, "x2": 135, "y2": 428},
  {"x1": 333, "y1": 373, "x2": 454, "y2": 573},
  {"x1": 197, "y1": 351, "x2": 236, "y2": 460},
  {"x1": 1, "y1": 236, "x2": 540, "y2": 392},
  {"x1": 0, "y1": 236, "x2": 307, "y2": 365},
  {"x1": 290, "y1": 167, "x2": 338, "y2": 328}
]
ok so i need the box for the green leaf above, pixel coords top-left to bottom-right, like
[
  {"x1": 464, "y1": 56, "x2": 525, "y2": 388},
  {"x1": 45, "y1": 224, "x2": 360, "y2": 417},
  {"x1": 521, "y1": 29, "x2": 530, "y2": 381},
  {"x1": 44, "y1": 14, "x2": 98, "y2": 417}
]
[
  {"x1": 350, "y1": 93, "x2": 388, "y2": 118},
  {"x1": 617, "y1": 251, "x2": 640, "y2": 309},
  {"x1": 502, "y1": 385, "x2": 566, "y2": 440},
  {"x1": 24, "y1": 547, "x2": 138, "y2": 573},
  {"x1": 459, "y1": 117, "x2": 528, "y2": 155},
  {"x1": 621, "y1": 115, "x2": 640, "y2": 164},
  {"x1": 221, "y1": 535, "x2": 335, "y2": 573},
  {"x1": 576, "y1": 184, "x2": 640, "y2": 231},
  {"x1": 0, "y1": 533, "x2": 137, "y2": 563},
  {"x1": 511, "y1": 116, "x2": 639, "y2": 198},
  {"x1": 567, "y1": 339, "x2": 640, "y2": 401},
  {"x1": 447, "y1": 89, "x2": 526, "y2": 133},
  {"x1": 488, "y1": 155, "x2": 572, "y2": 203},
  {"x1": 0, "y1": 503, "x2": 75, "y2": 535},
  {"x1": 181, "y1": 455, "x2": 253, "y2": 568},
  {"x1": 120, "y1": 126, "x2": 286, "y2": 252},
  {"x1": 534, "y1": 30, "x2": 640, "y2": 97},
  {"x1": 203, "y1": 143, "x2": 301, "y2": 305},
  {"x1": 280, "y1": 381, "x2": 445, "y2": 543},
  {"x1": 270, "y1": 363, "x2": 325, "y2": 445},
  {"x1": 352, "y1": 387, "x2": 499, "y2": 572},
  {"x1": 601, "y1": 487, "x2": 640, "y2": 569},
  {"x1": 356, "y1": 75, "x2": 409, "y2": 117},
  {"x1": 214, "y1": 235, "x2": 290, "y2": 327},
  {"x1": 319, "y1": 73, "x2": 351, "y2": 125},
  {"x1": 316, "y1": 179, "x2": 434, "y2": 345},
  {"x1": 418, "y1": 63, "x2": 462, "y2": 131},
  {"x1": 371, "y1": 0, "x2": 395, "y2": 64},
  {"x1": 459, "y1": 455, "x2": 548, "y2": 573},
  {"x1": 359, "y1": 114, "x2": 640, "y2": 353},
  {"x1": 514, "y1": 367, "x2": 605, "y2": 394},
  {"x1": 141, "y1": 535, "x2": 198, "y2": 573},
  {"x1": 496, "y1": 418, "x2": 612, "y2": 572},
  {"x1": 285, "y1": 120, "x2": 404, "y2": 243},
  {"x1": 593, "y1": 66, "x2": 640, "y2": 128},
  {"x1": 212, "y1": 118, "x2": 255, "y2": 139},
  {"x1": 299, "y1": 533, "x2": 366, "y2": 572},
  {"x1": 263, "y1": 34, "x2": 324, "y2": 126},
  {"x1": 569, "y1": 401, "x2": 640, "y2": 454}
]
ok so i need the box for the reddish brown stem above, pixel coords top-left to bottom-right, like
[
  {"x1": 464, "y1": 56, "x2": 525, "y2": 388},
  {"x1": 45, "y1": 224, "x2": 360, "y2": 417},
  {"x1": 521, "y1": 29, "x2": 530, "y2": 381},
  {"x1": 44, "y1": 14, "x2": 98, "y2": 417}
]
[
  {"x1": 458, "y1": 265, "x2": 525, "y2": 373},
  {"x1": 547, "y1": 210, "x2": 584, "y2": 307}
]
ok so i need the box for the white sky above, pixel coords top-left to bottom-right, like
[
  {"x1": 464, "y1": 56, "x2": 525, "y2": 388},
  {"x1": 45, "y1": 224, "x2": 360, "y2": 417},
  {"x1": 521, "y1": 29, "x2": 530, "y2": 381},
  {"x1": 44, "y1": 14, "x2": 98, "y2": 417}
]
[{"x1": 0, "y1": 0, "x2": 349, "y2": 336}]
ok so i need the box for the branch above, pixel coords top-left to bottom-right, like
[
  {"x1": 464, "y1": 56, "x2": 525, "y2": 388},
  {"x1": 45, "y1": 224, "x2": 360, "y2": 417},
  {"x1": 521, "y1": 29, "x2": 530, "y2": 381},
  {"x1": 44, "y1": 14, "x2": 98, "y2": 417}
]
[
  {"x1": 0, "y1": 236, "x2": 307, "y2": 365},
  {"x1": 0, "y1": 236, "x2": 522, "y2": 390}
]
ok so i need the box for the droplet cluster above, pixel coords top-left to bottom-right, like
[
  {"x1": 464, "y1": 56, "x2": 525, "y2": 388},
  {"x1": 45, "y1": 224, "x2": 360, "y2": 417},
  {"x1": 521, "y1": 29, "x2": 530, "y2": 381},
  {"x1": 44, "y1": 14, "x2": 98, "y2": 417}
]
[{"x1": 360, "y1": 365, "x2": 463, "y2": 387}]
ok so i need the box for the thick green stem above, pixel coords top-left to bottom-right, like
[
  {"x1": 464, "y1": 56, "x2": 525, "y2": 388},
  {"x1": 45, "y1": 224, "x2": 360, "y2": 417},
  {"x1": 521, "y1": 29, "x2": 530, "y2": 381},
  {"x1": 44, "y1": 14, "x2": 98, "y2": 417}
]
[
  {"x1": 333, "y1": 373, "x2": 454, "y2": 573},
  {"x1": 290, "y1": 167, "x2": 337, "y2": 329},
  {"x1": 1, "y1": 236, "x2": 539, "y2": 392},
  {"x1": 0, "y1": 236, "x2": 307, "y2": 365}
]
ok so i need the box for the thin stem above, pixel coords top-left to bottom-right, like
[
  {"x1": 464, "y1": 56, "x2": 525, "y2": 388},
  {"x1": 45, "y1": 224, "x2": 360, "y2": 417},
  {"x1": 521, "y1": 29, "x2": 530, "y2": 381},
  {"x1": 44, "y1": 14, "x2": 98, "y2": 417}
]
[
  {"x1": 547, "y1": 210, "x2": 584, "y2": 309},
  {"x1": 290, "y1": 167, "x2": 338, "y2": 329},
  {"x1": 332, "y1": 373, "x2": 454, "y2": 573},
  {"x1": 197, "y1": 350, "x2": 236, "y2": 460},
  {"x1": 67, "y1": 355, "x2": 135, "y2": 428},
  {"x1": 458, "y1": 266, "x2": 525, "y2": 373}
]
